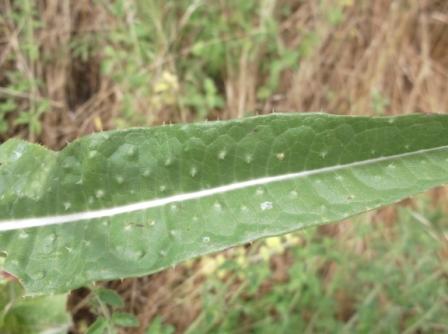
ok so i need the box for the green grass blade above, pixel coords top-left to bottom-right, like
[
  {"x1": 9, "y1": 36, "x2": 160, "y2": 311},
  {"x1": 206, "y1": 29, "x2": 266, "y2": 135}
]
[{"x1": 1, "y1": 113, "x2": 448, "y2": 294}]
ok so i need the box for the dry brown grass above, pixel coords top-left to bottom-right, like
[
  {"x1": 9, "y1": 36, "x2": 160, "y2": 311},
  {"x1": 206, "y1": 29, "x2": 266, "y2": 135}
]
[
  {"x1": 2, "y1": 1, "x2": 448, "y2": 145},
  {"x1": 0, "y1": 0, "x2": 118, "y2": 147},
  {"x1": 271, "y1": 0, "x2": 448, "y2": 116}
]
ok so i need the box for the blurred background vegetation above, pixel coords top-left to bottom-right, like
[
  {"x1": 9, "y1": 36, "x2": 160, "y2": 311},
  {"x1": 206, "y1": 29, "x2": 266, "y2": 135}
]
[{"x1": 0, "y1": 0, "x2": 448, "y2": 333}]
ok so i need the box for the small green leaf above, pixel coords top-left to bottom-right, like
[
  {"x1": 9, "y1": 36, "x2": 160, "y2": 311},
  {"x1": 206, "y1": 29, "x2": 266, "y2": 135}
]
[
  {"x1": 146, "y1": 316, "x2": 175, "y2": 334},
  {"x1": 112, "y1": 312, "x2": 139, "y2": 328},
  {"x1": 95, "y1": 288, "x2": 124, "y2": 308},
  {"x1": 86, "y1": 317, "x2": 108, "y2": 334}
]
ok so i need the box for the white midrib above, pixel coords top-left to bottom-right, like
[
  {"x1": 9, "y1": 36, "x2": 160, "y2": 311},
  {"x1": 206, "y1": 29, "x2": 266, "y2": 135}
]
[{"x1": 0, "y1": 145, "x2": 447, "y2": 232}]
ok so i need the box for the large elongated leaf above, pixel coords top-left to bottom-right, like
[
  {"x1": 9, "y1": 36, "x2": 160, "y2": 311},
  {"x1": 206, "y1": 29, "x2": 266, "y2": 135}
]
[{"x1": 1, "y1": 113, "x2": 448, "y2": 294}]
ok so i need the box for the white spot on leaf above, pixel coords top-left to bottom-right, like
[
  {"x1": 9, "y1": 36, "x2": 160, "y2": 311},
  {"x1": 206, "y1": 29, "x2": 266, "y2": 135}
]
[
  {"x1": 190, "y1": 166, "x2": 198, "y2": 177},
  {"x1": 19, "y1": 231, "x2": 29, "y2": 239},
  {"x1": 127, "y1": 146, "x2": 136, "y2": 157},
  {"x1": 213, "y1": 202, "x2": 222, "y2": 211},
  {"x1": 95, "y1": 189, "x2": 105, "y2": 199},
  {"x1": 260, "y1": 201, "x2": 273, "y2": 211},
  {"x1": 276, "y1": 152, "x2": 285, "y2": 161},
  {"x1": 88, "y1": 150, "x2": 98, "y2": 159},
  {"x1": 218, "y1": 150, "x2": 227, "y2": 160}
]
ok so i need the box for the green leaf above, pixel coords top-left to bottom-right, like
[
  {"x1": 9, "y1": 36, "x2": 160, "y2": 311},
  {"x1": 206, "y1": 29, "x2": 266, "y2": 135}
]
[
  {"x1": 111, "y1": 312, "x2": 139, "y2": 327},
  {"x1": 0, "y1": 281, "x2": 70, "y2": 334},
  {"x1": 145, "y1": 316, "x2": 175, "y2": 334},
  {"x1": 86, "y1": 317, "x2": 108, "y2": 334},
  {"x1": 95, "y1": 288, "x2": 124, "y2": 308},
  {"x1": 0, "y1": 113, "x2": 448, "y2": 294}
]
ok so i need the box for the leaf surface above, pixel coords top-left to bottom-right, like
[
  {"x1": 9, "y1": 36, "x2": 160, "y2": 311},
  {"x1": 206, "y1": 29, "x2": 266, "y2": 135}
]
[
  {"x1": 0, "y1": 280, "x2": 70, "y2": 333},
  {"x1": 1, "y1": 113, "x2": 448, "y2": 294}
]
